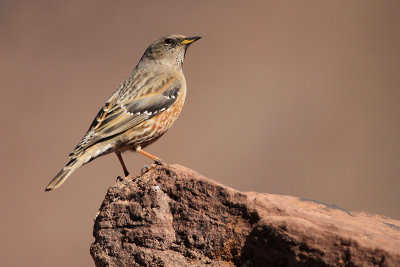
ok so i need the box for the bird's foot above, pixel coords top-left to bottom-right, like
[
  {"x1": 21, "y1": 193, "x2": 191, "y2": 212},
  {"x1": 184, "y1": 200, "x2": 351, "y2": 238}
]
[
  {"x1": 116, "y1": 174, "x2": 130, "y2": 182},
  {"x1": 141, "y1": 164, "x2": 151, "y2": 175},
  {"x1": 154, "y1": 158, "x2": 165, "y2": 165}
]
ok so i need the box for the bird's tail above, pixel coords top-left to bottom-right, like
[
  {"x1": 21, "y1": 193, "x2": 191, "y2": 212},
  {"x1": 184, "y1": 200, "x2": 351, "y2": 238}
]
[{"x1": 45, "y1": 158, "x2": 82, "y2": 191}]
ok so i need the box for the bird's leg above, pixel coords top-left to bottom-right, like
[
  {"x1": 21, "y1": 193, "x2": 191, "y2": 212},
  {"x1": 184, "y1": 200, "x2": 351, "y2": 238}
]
[
  {"x1": 135, "y1": 146, "x2": 163, "y2": 165},
  {"x1": 115, "y1": 152, "x2": 130, "y2": 176}
]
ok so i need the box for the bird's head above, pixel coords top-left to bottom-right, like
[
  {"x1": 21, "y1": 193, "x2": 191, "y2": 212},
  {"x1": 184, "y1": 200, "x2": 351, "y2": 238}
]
[{"x1": 140, "y1": 34, "x2": 201, "y2": 70}]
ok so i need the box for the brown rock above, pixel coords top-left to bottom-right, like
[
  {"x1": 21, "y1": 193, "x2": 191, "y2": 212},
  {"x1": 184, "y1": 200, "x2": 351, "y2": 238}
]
[{"x1": 90, "y1": 164, "x2": 400, "y2": 267}]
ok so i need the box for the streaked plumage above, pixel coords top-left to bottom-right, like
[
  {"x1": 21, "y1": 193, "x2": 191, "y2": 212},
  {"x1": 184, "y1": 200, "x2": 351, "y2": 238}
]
[{"x1": 45, "y1": 34, "x2": 201, "y2": 191}]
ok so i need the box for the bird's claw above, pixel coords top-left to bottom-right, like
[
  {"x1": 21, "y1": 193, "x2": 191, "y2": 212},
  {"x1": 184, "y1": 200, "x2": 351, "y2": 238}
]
[
  {"x1": 141, "y1": 164, "x2": 151, "y2": 175},
  {"x1": 154, "y1": 158, "x2": 164, "y2": 165}
]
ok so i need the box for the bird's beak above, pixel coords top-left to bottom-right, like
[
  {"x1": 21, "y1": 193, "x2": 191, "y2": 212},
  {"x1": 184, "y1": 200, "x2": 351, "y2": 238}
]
[{"x1": 181, "y1": 36, "x2": 201, "y2": 45}]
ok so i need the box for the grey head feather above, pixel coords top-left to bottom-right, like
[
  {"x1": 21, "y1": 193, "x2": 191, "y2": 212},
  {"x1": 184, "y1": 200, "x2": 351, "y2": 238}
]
[{"x1": 137, "y1": 34, "x2": 201, "y2": 70}]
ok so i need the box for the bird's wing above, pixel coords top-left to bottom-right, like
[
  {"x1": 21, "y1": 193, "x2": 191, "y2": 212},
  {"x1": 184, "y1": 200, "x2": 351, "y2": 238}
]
[{"x1": 69, "y1": 73, "x2": 182, "y2": 157}]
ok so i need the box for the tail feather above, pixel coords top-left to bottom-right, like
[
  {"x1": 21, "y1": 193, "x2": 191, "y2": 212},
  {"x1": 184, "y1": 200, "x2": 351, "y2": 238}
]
[{"x1": 45, "y1": 158, "x2": 82, "y2": 191}]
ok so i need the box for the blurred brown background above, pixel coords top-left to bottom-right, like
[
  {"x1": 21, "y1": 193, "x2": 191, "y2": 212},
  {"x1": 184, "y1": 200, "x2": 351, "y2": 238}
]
[{"x1": 1, "y1": 1, "x2": 399, "y2": 266}]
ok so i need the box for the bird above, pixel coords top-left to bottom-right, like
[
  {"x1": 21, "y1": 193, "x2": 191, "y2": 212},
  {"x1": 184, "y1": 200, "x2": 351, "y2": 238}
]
[{"x1": 45, "y1": 34, "x2": 201, "y2": 191}]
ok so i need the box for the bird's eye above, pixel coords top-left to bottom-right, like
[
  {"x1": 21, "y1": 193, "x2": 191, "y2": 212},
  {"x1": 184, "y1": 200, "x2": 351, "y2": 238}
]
[{"x1": 164, "y1": 38, "x2": 173, "y2": 45}]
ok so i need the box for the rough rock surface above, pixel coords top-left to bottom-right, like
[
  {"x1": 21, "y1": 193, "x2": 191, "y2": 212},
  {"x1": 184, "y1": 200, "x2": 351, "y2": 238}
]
[{"x1": 90, "y1": 164, "x2": 400, "y2": 267}]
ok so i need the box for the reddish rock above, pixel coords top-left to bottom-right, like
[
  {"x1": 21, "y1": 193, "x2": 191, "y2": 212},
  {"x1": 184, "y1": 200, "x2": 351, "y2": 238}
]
[{"x1": 90, "y1": 164, "x2": 400, "y2": 266}]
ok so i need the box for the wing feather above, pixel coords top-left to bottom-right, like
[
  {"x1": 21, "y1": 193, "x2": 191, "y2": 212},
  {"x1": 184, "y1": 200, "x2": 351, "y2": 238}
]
[{"x1": 69, "y1": 73, "x2": 182, "y2": 157}]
